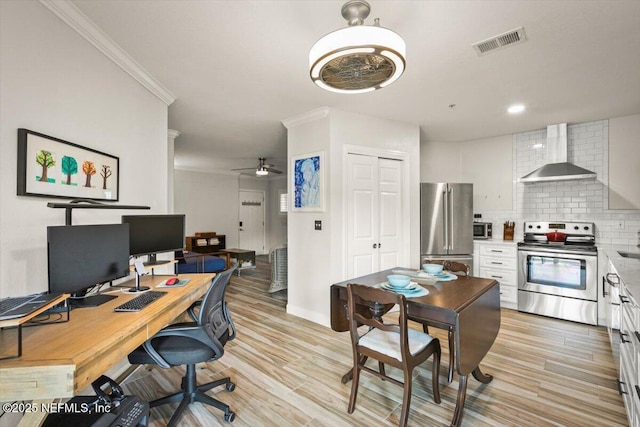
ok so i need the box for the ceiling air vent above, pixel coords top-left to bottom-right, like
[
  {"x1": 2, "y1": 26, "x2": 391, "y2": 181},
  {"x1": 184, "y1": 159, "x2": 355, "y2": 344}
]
[{"x1": 472, "y1": 27, "x2": 527, "y2": 56}]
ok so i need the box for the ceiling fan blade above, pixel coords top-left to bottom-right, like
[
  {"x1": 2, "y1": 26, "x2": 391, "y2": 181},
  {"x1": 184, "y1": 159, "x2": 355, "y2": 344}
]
[
  {"x1": 266, "y1": 167, "x2": 283, "y2": 174},
  {"x1": 231, "y1": 167, "x2": 259, "y2": 171}
]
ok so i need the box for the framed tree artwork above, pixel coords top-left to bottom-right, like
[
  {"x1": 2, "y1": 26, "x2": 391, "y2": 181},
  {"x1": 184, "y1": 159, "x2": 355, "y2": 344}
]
[{"x1": 17, "y1": 129, "x2": 119, "y2": 201}]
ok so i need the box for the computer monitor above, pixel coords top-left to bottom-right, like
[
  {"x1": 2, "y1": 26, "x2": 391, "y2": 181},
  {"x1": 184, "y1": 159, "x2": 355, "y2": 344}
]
[
  {"x1": 47, "y1": 223, "x2": 131, "y2": 308},
  {"x1": 121, "y1": 214, "x2": 185, "y2": 266}
]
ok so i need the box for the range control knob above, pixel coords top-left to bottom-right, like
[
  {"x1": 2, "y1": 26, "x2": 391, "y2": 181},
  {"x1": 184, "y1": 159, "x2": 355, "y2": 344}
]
[
  {"x1": 584, "y1": 226, "x2": 590, "y2": 230},
  {"x1": 528, "y1": 225, "x2": 533, "y2": 229},
  {"x1": 574, "y1": 226, "x2": 579, "y2": 230},
  {"x1": 536, "y1": 225, "x2": 541, "y2": 229}
]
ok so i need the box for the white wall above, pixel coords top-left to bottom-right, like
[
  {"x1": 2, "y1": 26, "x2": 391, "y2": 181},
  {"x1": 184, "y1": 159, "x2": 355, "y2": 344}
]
[
  {"x1": 421, "y1": 141, "x2": 462, "y2": 182},
  {"x1": 0, "y1": 1, "x2": 169, "y2": 297},
  {"x1": 174, "y1": 170, "x2": 240, "y2": 246},
  {"x1": 285, "y1": 111, "x2": 331, "y2": 325},
  {"x1": 460, "y1": 134, "x2": 513, "y2": 211},
  {"x1": 268, "y1": 176, "x2": 288, "y2": 250},
  {"x1": 284, "y1": 108, "x2": 420, "y2": 326}
]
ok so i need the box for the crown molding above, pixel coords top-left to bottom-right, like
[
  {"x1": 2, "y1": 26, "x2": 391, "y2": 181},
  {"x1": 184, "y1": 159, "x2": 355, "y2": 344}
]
[
  {"x1": 40, "y1": 0, "x2": 176, "y2": 106},
  {"x1": 282, "y1": 107, "x2": 330, "y2": 129},
  {"x1": 168, "y1": 129, "x2": 181, "y2": 139},
  {"x1": 173, "y1": 165, "x2": 240, "y2": 176}
]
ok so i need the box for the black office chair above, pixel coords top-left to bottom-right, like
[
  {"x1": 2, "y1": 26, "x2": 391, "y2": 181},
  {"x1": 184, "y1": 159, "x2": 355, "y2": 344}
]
[{"x1": 128, "y1": 263, "x2": 238, "y2": 425}]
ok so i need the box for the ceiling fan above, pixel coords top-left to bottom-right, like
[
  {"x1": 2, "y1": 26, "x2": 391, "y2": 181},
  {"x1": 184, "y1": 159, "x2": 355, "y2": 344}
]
[{"x1": 232, "y1": 157, "x2": 283, "y2": 176}]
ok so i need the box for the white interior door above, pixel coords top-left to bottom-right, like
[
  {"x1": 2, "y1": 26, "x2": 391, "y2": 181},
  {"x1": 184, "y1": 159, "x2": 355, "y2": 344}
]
[
  {"x1": 347, "y1": 154, "x2": 379, "y2": 278},
  {"x1": 346, "y1": 154, "x2": 403, "y2": 278},
  {"x1": 378, "y1": 158, "x2": 403, "y2": 270},
  {"x1": 238, "y1": 190, "x2": 266, "y2": 254}
]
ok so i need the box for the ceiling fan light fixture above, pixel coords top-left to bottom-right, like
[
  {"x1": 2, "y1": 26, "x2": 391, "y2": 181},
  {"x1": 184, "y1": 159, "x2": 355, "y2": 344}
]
[
  {"x1": 255, "y1": 168, "x2": 269, "y2": 176},
  {"x1": 309, "y1": 1, "x2": 406, "y2": 94}
]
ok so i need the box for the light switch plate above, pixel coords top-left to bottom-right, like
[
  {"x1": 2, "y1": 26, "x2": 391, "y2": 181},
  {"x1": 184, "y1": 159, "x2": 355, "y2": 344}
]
[{"x1": 314, "y1": 220, "x2": 322, "y2": 231}]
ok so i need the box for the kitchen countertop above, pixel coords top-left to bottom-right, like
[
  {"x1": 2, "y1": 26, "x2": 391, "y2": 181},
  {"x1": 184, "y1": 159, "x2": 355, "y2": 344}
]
[
  {"x1": 474, "y1": 239, "x2": 518, "y2": 245},
  {"x1": 601, "y1": 244, "x2": 640, "y2": 300}
]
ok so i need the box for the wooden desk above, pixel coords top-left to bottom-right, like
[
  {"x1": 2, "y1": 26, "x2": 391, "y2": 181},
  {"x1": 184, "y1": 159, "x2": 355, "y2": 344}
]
[
  {"x1": 0, "y1": 273, "x2": 214, "y2": 402},
  {"x1": 330, "y1": 268, "x2": 500, "y2": 427}
]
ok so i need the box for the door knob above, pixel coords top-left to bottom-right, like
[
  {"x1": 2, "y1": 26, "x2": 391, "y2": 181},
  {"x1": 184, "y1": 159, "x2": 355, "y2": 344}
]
[{"x1": 373, "y1": 243, "x2": 378, "y2": 249}]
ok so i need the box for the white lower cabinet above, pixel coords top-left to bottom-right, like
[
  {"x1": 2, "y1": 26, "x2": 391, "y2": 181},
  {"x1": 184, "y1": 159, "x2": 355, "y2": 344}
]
[
  {"x1": 619, "y1": 277, "x2": 640, "y2": 427},
  {"x1": 474, "y1": 241, "x2": 518, "y2": 310}
]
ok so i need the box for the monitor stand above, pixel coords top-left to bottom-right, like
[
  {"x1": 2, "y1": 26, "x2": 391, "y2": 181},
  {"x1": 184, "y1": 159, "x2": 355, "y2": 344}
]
[
  {"x1": 70, "y1": 294, "x2": 117, "y2": 308},
  {"x1": 143, "y1": 253, "x2": 169, "y2": 267}
]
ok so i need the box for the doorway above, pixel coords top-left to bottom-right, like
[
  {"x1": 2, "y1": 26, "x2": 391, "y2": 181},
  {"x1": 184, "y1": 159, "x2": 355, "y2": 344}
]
[{"x1": 238, "y1": 190, "x2": 266, "y2": 255}]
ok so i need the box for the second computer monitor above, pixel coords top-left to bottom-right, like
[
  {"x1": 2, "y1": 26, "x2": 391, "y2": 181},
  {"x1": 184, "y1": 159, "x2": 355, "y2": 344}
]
[{"x1": 121, "y1": 214, "x2": 185, "y2": 265}]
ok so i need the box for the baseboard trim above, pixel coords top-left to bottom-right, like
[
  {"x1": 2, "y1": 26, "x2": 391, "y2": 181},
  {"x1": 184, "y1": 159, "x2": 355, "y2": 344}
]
[{"x1": 286, "y1": 304, "x2": 331, "y2": 328}]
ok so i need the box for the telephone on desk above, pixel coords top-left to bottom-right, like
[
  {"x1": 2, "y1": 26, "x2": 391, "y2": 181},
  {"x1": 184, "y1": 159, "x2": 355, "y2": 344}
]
[{"x1": 42, "y1": 375, "x2": 149, "y2": 427}]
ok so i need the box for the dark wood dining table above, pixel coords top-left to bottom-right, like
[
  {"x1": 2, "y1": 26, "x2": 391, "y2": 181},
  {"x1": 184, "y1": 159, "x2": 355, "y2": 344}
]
[{"x1": 330, "y1": 268, "x2": 501, "y2": 427}]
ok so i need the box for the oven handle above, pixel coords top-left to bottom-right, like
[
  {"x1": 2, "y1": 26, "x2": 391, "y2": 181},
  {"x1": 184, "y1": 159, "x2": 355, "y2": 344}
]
[{"x1": 602, "y1": 276, "x2": 608, "y2": 298}]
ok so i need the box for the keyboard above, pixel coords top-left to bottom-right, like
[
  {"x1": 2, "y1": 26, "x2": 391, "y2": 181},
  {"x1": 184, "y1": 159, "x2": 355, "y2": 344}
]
[
  {"x1": 0, "y1": 293, "x2": 63, "y2": 321},
  {"x1": 114, "y1": 291, "x2": 166, "y2": 312}
]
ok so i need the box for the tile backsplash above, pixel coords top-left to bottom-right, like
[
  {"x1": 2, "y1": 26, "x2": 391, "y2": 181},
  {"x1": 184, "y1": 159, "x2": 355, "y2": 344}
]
[{"x1": 477, "y1": 119, "x2": 640, "y2": 246}]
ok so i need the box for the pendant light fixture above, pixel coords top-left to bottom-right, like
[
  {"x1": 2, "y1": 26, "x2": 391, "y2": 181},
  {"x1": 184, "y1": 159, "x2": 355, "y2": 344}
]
[{"x1": 309, "y1": 0, "x2": 406, "y2": 94}]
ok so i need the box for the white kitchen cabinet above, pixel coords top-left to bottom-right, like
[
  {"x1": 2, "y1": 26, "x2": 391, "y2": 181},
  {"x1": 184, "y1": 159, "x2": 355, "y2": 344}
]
[
  {"x1": 473, "y1": 241, "x2": 480, "y2": 276},
  {"x1": 609, "y1": 114, "x2": 640, "y2": 210},
  {"x1": 612, "y1": 262, "x2": 640, "y2": 427},
  {"x1": 475, "y1": 241, "x2": 518, "y2": 310},
  {"x1": 619, "y1": 277, "x2": 640, "y2": 427}
]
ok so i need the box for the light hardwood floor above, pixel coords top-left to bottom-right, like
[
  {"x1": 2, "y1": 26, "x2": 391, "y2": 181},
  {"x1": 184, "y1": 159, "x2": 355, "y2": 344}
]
[{"x1": 122, "y1": 257, "x2": 627, "y2": 426}]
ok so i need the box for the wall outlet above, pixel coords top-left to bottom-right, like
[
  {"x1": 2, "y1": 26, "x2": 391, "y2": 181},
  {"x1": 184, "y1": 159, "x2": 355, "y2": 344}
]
[
  {"x1": 616, "y1": 220, "x2": 625, "y2": 230},
  {"x1": 314, "y1": 220, "x2": 322, "y2": 231}
]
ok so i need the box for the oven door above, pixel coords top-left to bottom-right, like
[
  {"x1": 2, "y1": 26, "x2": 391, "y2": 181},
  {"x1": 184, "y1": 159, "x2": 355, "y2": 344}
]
[{"x1": 518, "y1": 249, "x2": 597, "y2": 301}]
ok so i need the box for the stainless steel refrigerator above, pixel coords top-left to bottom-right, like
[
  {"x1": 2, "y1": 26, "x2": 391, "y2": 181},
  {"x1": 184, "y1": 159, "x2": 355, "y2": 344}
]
[{"x1": 420, "y1": 183, "x2": 474, "y2": 270}]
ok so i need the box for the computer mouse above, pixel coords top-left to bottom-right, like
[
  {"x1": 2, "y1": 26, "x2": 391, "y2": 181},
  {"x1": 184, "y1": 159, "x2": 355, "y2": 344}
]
[{"x1": 165, "y1": 278, "x2": 179, "y2": 286}]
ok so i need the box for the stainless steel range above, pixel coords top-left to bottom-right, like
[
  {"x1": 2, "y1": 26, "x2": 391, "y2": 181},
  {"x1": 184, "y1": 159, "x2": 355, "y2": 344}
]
[{"x1": 517, "y1": 221, "x2": 598, "y2": 325}]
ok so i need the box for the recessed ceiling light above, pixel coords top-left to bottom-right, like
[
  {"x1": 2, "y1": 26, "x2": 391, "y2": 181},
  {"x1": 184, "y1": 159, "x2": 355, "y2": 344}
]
[{"x1": 508, "y1": 104, "x2": 525, "y2": 114}]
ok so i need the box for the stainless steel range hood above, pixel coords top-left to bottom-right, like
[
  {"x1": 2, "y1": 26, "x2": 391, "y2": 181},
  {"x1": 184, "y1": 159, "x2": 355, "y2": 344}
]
[{"x1": 519, "y1": 123, "x2": 597, "y2": 183}]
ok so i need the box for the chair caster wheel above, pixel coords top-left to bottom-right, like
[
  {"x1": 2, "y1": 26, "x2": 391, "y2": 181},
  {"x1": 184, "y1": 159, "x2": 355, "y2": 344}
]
[
  {"x1": 226, "y1": 382, "x2": 236, "y2": 392},
  {"x1": 225, "y1": 411, "x2": 236, "y2": 422}
]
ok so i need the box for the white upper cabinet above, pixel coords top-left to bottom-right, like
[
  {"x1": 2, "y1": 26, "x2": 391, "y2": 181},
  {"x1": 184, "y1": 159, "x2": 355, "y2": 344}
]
[{"x1": 609, "y1": 114, "x2": 640, "y2": 210}]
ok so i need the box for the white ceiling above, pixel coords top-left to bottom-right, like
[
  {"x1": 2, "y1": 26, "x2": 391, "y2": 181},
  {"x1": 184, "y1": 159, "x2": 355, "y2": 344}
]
[{"x1": 71, "y1": 0, "x2": 640, "y2": 174}]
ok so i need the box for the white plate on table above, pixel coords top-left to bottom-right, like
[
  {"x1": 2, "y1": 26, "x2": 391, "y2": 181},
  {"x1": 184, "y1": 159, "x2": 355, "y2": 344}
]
[
  {"x1": 381, "y1": 282, "x2": 418, "y2": 291},
  {"x1": 417, "y1": 271, "x2": 458, "y2": 281},
  {"x1": 381, "y1": 282, "x2": 429, "y2": 297}
]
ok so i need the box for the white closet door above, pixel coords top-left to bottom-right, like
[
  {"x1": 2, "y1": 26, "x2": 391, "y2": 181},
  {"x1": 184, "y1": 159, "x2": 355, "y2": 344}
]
[
  {"x1": 378, "y1": 158, "x2": 403, "y2": 270},
  {"x1": 346, "y1": 154, "x2": 403, "y2": 278}
]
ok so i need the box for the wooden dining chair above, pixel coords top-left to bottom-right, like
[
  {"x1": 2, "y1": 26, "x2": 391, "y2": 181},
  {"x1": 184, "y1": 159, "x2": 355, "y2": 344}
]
[
  {"x1": 346, "y1": 283, "x2": 441, "y2": 427},
  {"x1": 411, "y1": 259, "x2": 470, "y2": 383}
]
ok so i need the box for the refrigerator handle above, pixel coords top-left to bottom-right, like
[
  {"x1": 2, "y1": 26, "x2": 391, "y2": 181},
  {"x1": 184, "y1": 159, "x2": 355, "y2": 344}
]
[
  {"x1": 448, "y1": 186, "x2": 454, "y2": 252},
  {"x1": 443, "y1": 189, "x2": 448, "y2": 251}
]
